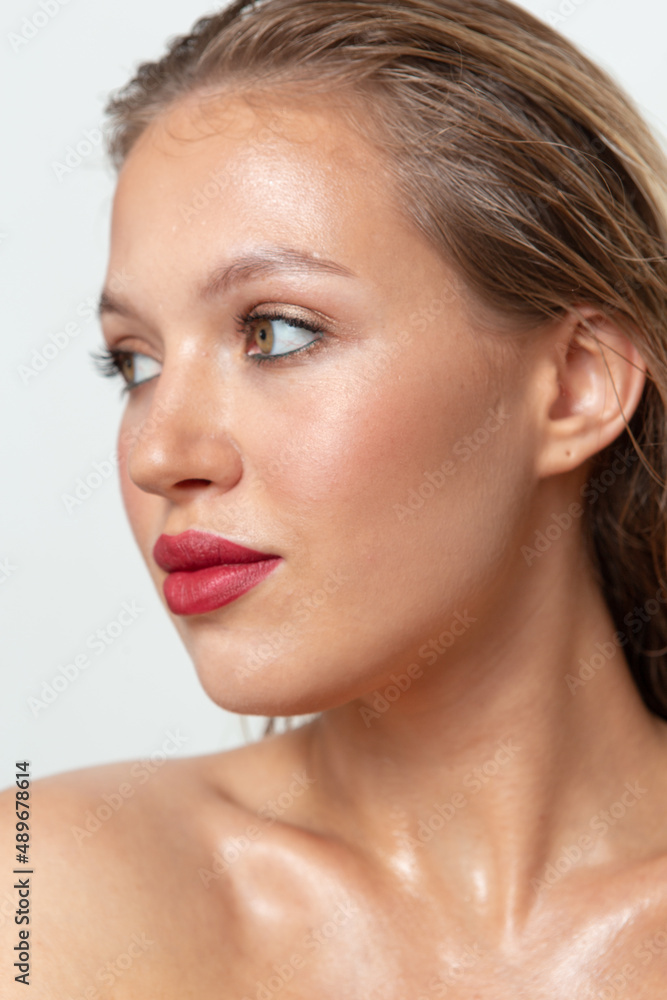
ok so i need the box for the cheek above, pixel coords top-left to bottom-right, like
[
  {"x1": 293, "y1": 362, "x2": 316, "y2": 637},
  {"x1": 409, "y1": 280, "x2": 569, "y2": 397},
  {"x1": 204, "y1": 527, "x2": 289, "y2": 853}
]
[
  {"x1": 243, "y1": 342, "x2": 520, "y2": 576},
  {"x1": 217, "y1": 343, "x2": 531, "y2": 709}
]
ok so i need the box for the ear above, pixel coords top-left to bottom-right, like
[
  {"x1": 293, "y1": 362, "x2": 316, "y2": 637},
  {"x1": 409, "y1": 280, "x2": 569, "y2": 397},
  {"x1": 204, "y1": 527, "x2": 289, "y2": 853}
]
[{"x1": 534, "y1": 304, "x2": 647, "y2": 479}]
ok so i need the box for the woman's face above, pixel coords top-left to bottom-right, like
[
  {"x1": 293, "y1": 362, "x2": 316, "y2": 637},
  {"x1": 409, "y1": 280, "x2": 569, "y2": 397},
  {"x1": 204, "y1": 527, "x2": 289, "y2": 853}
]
[{"x1": 102, "y1": 88, "x2": 540, "y2": 715}]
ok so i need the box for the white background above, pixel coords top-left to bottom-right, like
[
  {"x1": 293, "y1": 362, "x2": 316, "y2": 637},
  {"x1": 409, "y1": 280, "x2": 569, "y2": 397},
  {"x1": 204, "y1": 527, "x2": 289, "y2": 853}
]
[{"x1": 2, "y1": 0, "x2": 666, "y2": 787}]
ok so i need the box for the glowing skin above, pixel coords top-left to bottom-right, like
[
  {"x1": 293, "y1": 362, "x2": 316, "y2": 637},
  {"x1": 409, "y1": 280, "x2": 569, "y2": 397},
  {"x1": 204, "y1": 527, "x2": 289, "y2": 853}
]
[
  {"x1": 111, "y1": 91, "x2": 534, "y2": 718},
  {"x1": 5, "y1": 90, "x2": 667, "y2": 997}
]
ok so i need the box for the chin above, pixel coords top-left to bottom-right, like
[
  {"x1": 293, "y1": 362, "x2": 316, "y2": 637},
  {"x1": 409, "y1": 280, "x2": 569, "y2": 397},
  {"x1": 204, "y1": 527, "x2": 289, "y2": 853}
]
[{"x1": 189, "y1": 643, "x2": 354, "y2": 719}]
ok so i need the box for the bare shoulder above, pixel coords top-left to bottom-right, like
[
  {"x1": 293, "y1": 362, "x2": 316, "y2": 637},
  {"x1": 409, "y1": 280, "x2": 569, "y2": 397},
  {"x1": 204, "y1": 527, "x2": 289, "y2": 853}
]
[
  {"x1": 0, "y1": 723, "x2": 313, "y2": 860},
  {"x1": 0, "y1": 723, "x2": 316, "y2": 887},
  {"x1": 0, "y1": 756, "x2": 217, "y2": 997},
  {"x1": 0, "y1": 727, "x2": 324, "y2": 998},
  {"x1": 0, "y1": 731, "x2": 301, "y2": 896}
]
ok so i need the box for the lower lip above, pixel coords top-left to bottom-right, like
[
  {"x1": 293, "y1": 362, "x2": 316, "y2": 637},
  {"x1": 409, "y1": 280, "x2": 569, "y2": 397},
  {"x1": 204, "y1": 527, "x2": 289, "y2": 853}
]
[{"x1": 163, "y1": 559, "x2": 282, "y2": 616}]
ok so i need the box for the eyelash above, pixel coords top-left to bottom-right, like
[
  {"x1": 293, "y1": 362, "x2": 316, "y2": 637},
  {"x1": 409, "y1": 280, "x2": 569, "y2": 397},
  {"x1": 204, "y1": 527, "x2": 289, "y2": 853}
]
[
  {"x1": 233, "y1": 308, "x2": 327, "y2": 364},
  {"x1": 91, "y1": 307, "x2": 328, "y2": 391},
  {"x1": 90, "y1": 347, "x2": 136, "y2": 395}
]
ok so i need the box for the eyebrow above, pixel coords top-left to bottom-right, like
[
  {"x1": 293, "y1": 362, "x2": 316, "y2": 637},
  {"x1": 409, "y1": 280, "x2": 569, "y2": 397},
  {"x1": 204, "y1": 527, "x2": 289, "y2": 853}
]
[
  {"x1": 97, "y1": 247, "x2": 357, "y2": 320},
  {"x1": 200, "y1": 247, "x2": 357, "y2": 298}
]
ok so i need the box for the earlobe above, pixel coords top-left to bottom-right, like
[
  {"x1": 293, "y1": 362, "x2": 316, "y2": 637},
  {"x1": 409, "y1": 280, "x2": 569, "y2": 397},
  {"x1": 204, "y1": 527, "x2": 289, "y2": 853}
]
[{"x1": 536, "y1": 306, "x2": 647, "y2": 479}]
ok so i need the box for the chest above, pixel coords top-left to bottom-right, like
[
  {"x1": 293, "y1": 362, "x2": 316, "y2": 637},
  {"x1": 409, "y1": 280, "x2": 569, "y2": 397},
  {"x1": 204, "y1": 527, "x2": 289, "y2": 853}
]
[{"x1": 127, "y1": 880, "x2": 667, "y2": 1000}]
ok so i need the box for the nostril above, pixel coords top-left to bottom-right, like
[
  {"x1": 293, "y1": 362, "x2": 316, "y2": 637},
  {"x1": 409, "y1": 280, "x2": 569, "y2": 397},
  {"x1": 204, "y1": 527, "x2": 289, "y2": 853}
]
[{"x1": 176, "y1": 479, "x2": 213, "y2": 489}]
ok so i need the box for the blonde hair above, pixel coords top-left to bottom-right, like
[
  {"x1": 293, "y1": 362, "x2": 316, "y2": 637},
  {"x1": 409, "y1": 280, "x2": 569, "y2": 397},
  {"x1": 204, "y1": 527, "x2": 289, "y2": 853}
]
[{"x1": 104, "y1": 0, "x2": 667, "y2": 723}]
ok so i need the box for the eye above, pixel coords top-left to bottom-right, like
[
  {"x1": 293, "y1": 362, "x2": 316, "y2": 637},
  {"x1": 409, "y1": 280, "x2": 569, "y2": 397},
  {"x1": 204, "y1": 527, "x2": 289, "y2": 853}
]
[
  {"x1": 91, "y1": 348, "x2": 161, "y2": 391},
  {"x1": 122, "y1": 352, "x2": 162, "y2": 387},
  {"x1": 244, "y1": 312, "x2": 325, "y2": 361}
]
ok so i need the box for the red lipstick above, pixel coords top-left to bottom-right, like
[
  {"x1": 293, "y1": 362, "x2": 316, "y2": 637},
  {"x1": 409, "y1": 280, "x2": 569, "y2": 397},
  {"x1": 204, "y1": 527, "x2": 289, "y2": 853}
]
[{"x1": 153, "y1": 530, "x2": 282, "y2": 616}]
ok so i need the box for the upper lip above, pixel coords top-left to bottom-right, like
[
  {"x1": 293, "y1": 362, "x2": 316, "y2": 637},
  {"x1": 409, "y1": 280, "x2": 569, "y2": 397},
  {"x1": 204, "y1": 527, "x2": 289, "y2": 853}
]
[{"x1": 153, "y1": 530, "x2": 279, "y2": 572}]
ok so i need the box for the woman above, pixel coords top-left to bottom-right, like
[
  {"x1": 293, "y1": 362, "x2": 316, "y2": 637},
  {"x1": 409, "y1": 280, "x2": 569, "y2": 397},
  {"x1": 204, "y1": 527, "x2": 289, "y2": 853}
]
[{"x1": 4, "y1": 0, "x2": 667, "y2": 995}]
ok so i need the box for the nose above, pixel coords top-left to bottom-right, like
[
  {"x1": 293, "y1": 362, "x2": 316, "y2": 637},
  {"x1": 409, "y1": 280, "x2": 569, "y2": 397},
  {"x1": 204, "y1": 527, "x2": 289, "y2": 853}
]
[{"x1": 120, "y1": 371, "x2": 243, "y2": 501}]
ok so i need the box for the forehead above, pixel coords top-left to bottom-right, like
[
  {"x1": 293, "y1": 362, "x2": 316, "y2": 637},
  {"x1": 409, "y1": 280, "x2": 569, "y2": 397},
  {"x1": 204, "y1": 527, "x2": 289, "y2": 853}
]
[
  {"x1": 103, "y1": 89, "x2": 512, "y2": 399},
  {"x1": 111, "y1": 89, "x2": 398, "y2": 250},
  {"x1": 105, "y1": 88, "x2": 461, "y2": 318}
]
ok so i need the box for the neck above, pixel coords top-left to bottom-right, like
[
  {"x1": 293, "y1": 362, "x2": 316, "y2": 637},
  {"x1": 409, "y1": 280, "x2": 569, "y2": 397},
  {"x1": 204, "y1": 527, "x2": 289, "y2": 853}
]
[{"x1": 302, "y1": 540, "x2": 667, "y2": 940}]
